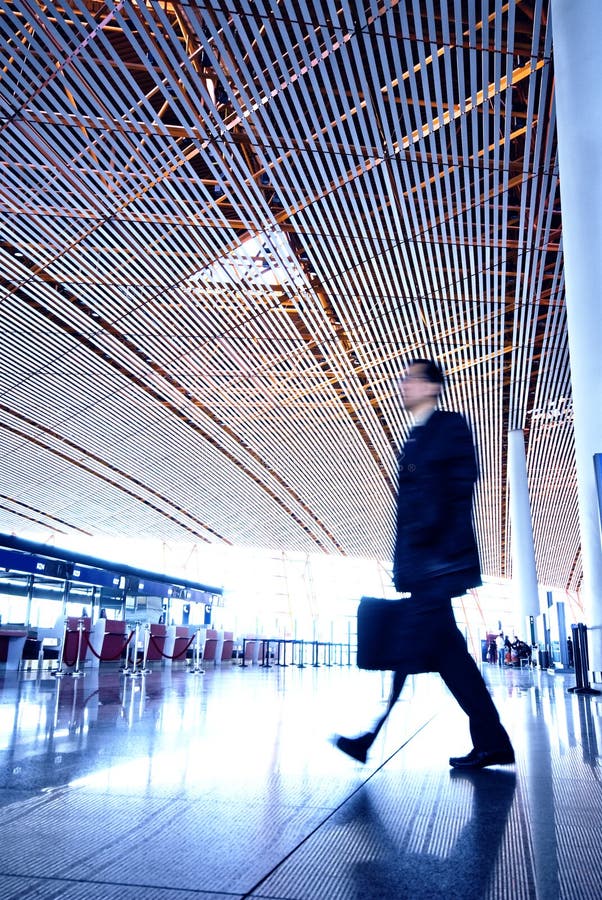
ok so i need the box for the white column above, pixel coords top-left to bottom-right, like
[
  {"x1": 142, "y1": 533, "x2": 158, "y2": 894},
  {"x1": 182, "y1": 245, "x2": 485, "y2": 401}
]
[
  {"x1": 551, "y1": 0, "x2": 602, "y2": 672},
  {"x1": 508, "y1": 430, "x2": 540, "y2": 639}
]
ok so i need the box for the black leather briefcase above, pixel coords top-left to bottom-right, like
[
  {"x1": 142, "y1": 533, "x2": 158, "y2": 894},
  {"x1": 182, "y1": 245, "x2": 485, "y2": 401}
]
[
  {"x1": 356, "y1": 595, "x2": 437, "y2": 672},
  {"x1": 356, "y1": 596, "x2": 408, "y2": 670}
]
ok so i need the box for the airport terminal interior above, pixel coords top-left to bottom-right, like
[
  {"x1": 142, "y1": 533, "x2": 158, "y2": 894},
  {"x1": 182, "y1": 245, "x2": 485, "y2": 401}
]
[
  {"x1": 2, "y1": 654, "x2": 602, "y2": 899},
  {"x1": 2, "y1": 0, "x2": 602, "y2": 897},
  {"x1": 0, "y1": 531, "x2": 601, "y2": 899}
]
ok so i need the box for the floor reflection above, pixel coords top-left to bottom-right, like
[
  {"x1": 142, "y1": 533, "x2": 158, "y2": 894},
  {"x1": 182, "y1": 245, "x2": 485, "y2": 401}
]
[
  {"x1": 1, "y1": 665, "x2": 602, "y2": 899},
  {"x1": 340, "y1": 769, "x2": 517, "y2": 900}
]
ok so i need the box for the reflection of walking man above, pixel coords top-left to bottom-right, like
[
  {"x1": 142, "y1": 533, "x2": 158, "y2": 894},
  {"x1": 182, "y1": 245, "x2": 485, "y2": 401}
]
[{"x1": 336, "y1": 359, "x2": 514, "y2": 769}]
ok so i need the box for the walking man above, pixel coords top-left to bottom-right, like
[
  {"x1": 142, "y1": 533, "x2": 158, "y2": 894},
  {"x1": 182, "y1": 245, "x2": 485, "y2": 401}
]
[{"x1": 335, "y1": 359, "x2": 514, "y2": 769}]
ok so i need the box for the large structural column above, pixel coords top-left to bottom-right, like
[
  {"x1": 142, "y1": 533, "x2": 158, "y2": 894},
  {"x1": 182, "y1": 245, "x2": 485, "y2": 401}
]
[
  {"x1": 508, "y1": 430, "x2": 540, "y2": 641},
  {"x1": 551, "y1": 0, "x2": 602, "y2": 673}
]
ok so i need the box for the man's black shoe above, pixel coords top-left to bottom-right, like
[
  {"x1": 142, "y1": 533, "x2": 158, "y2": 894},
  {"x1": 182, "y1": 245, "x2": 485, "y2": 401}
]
[
  {"x1": 333, "y1": 732, "x2": 374, "y2": 764},
  {"x1": 449, "y1": 747, "x2": 515, "y2": 769}
]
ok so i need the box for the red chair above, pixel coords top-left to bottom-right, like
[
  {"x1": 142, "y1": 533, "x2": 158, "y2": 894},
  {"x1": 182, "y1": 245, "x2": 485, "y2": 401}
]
[
  {"x1": 244, "y1": 637, "x2": 258, "y2": 664},
  {"x1": 173, "y1": 626, "x2": 191, "y2": 661},
  {"x1": 100, "y1": 619, "x2": 127, "y2": 662},
  {"x1": 221, "y1": 631, "x2": 234, "y2": 662},
  {"x1": 62, "y1": 617, "x2": 91, "y2": 667},
  {"x1": 203, "y1": 629, "x2": 218, "y2": 662},
  {"x1": 146, "y1": 623, "x2": 167, "y2": 661}
]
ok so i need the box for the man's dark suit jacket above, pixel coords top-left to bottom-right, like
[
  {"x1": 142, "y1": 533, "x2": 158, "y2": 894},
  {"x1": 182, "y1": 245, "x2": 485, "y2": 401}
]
[{"x1": 392, "y1": 408, "x2": 481, "y2": 597}]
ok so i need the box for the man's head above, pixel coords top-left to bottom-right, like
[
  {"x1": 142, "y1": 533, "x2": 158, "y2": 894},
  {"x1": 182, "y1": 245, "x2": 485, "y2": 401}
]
[{"x1": 399, "y1": 358, "x2": 445, "y2": 416}]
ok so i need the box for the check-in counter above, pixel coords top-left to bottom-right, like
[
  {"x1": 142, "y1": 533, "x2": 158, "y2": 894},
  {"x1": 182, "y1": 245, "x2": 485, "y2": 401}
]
[
  {"x1": 163, "y1": 625, "x2": 192, "y2": 665},
  {"x1": 61, "y1": 617, "x2": 91, "y2": 669},
  {"x1": 145, "y1": 623, "x2": 167, "y2": 661},
  {"x1": 0, "y1": 628, "x2": 28, "y2": 669},
  {"x1": 88, "y1": 619, "x2": 128, "y2": 667}
]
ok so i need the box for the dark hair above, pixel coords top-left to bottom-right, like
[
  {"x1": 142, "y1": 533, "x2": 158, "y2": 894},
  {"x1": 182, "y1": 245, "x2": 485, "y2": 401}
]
[{"x1": 408, "y1": 358, "x2": 445, "y2": 386}]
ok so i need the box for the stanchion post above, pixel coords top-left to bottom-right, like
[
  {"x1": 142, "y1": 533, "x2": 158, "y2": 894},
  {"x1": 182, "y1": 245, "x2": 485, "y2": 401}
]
[
  {"x1": 260, "y1": 639, "x2": 272, "y2": 668},
  {"x1": 325, "y1": 622, "x2": 334, "y2": 667},
  {"x1": 568, "y1": 623, "x2": 601, "y2": 695},
  {"x1": 190, "y1": 628, "x2": 204, "y2": 674},
  {"x1": 69, "y1": 619, "x2": 86, "y2": 678},
  {"x1": 120, "y1": 627, "x2": 134, "y2": 674},
  {"x1": 128, "y1": 623, "x2": 142, "y2": 678},
  {"x1": 312, "y1": 641, "x2": 319, "y2": 667},
  {"x1": 570, "y1": 623, "x2": 584, "y2": 691},
  {"x1": 277, "y1": 638, "x2": 288, "y2": 667},
  {"x1": 52, "y1": 619, "x2": 69, "y2": 678},
  {"x1": 140, "y1": 624, "x2": 151, "y2": 675},
  {"x1": 132, "y1": 623, "x2": 144, "y2": 677}
]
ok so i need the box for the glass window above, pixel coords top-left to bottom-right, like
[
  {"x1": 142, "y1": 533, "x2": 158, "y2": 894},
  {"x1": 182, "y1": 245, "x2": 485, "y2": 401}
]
[{"x1": 0, "y1": 574, "x2": 30, "y2": 624}]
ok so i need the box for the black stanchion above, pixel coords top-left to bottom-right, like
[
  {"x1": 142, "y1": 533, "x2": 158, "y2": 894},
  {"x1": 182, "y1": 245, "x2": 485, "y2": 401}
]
[
  {"x1": 276, "y1": 638, "x2": 289, "y2": 666},
  {"x1": 260, "y1": 639, "x2": 272, "y2": 668},
  {"x1": 568, "y1": 623, "x2": 600, "y2": 695},
  {"x1": 311, "y1": 641, "x2": 319, "y2": 667}
]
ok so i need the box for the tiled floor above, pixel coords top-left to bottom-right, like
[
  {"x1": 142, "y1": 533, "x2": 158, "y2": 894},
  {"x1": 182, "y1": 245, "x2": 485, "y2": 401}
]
[{"x1": 1, "y1": 657, "x2": 602, "y2": 899}]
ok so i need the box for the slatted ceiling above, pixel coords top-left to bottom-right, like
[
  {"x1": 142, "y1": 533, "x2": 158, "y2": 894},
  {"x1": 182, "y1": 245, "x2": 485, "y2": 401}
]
[
  {"x1": 23, "y1": 418, "x2": 239, "y2": 536},
  {"x1": 0, "y1": 0, "x2": 581, "y2": 585}
]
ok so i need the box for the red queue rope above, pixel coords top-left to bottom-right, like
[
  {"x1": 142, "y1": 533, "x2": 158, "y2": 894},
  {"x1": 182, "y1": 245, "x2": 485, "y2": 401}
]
[
  {"x1": 148, "y1": 633, "x2": 195, "y2": 660},
  {"x1": 61, "y1": 628, "x2": 135, "y2": 666},
  {"x1": 59, "y1": 625, "x2": 195, "y2": 668},
  {"x1": 85, "y1": 629, "x2": 135, "y2": 662},
  {"x1": 61, "y1": 627, "x2": 87, "y2": 668}
]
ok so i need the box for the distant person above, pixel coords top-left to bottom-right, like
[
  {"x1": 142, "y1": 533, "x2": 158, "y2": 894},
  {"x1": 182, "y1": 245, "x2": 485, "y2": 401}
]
[
  {"x1": 567, "y1": 636, "x2": 574, "y2": 668},
  {"x1": 496, "y1": 633, "x2": 505, "y2": 667},
  {"x1": 511, "y1": 637, "x2": 531, "y2": 667},
  {"x1": 335, "y1": 359, "x2": 514, "y2": 769}
]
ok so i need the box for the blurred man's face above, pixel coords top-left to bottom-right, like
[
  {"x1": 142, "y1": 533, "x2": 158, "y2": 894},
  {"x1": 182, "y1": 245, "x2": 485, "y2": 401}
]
[{"x1": 399, "y1": 364, "x2": 440, "y2": 414}]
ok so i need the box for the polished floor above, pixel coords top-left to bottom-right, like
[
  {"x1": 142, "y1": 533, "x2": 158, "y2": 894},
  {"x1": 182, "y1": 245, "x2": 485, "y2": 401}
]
[{"x1": 1, "y1": 656, "x2": 602, "y2": 899}]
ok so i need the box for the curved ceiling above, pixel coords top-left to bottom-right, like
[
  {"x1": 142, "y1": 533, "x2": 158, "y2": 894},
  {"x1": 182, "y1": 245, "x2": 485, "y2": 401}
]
[{"x1": 0, "y1": 1, "x2": 578, "y2": 591}]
